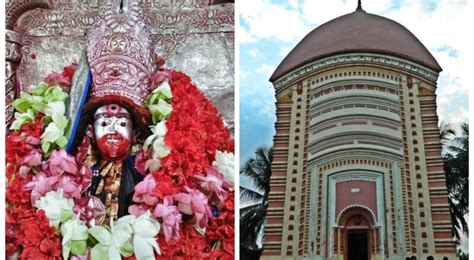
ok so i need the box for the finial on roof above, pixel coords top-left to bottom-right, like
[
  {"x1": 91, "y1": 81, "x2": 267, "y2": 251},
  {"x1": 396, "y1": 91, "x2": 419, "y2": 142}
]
[{"x1": 356, "y1": 0, "x2": 364, "y2": 12}]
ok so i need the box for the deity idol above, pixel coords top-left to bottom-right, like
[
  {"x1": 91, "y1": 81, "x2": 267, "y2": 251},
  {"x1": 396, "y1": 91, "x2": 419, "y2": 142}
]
[
  {"x1": 64, "y1": 0, "x2": 157, "y2": 223},
  {"x1": 6, "y1": 0, "x2": 234, "y2": 258}
]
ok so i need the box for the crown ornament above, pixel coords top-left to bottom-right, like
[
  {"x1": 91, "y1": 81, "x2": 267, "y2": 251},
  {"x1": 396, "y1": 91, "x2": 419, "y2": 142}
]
[{"x1": 87, "y1": 0, "x2": 155, "y2": 107}]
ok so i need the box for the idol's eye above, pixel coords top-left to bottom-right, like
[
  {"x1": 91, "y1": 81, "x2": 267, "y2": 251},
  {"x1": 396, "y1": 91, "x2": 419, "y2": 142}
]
[
  {"x1": 120, "y1": 122, "x2": 126, "y2": 127},
  {"x1": 101, "y1": 122, "x2": 108, "y2": 127}
]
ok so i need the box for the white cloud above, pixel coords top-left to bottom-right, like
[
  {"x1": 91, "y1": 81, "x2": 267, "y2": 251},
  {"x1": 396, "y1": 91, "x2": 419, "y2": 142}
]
[
  {"x1": 240, "y1": 0, "x2": 473, "y2": 126},
  {"x1": 248, "y1": 49, "x2": 259, "y2": 57},
  {"x1": 256, "y1": 64, "x2": 276, "y2": 76},
  {"x1": 301, "y1": 0, "x2": 353, "y2": 25},
  {"x1": 382, "y1": 0, "x2": 473, "y2": 124},
  {"x1": 278, "y1": 47, "x2": 291, "y2": 57},
  {"x1": 238, "y1": 25, "x2": 256, "y2": 44},
  {"x1": 288, "y1": 0, "x2": 299, "y2": 10},
  {"x1": 240, "y1": 70, "x2": 250, "y2": 81},
  {"x1": 239, "y1": 0, "x2": 311, "y2": 43}
]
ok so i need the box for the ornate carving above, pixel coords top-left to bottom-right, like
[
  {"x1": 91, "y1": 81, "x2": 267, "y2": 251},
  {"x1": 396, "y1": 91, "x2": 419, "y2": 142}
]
[
  {"x1": 418, "y1": 86, "x2": 433, "y2": 96},
  {"x1": 17, "y1": 35, "x2": 88, "y2": 93},
  {"x1": 5, "y1": 0, "x2": 52, "y2": 29},
  {"x1": 5, "y1": 42, "x2": 22, "y2": 63},
  {"x1": 16, "y1": 4, "x2": 234, "y2": 91},
  {"x1": 5, "y1": 29, "x2": 24, "y2": 128},
  {"x1": 336, "y1": 204, "x2": 377, "y2": 226},
  {"x1": 87, "y1": 0, "x2": 155, "y2": 106},
  {"x1": 5, "y1": 1, "x2": 53, "y2": 128},
  {"x1": 274, "y1": 53, "x2": 439, "y2": 89},
  {"x1": 17, "y1": 5, "x2": 233, "y2": 37},
  {"x1": 278, "y1": 94, "x2": 292, "y2": 103},
  {"x1": 46, "y1": 0, "x2": 233, "y2": 10},
  {"x1": 5, "y1": 62, "x2": 17, "y2": 128},
  {"x1": 14, "y1": 2, "x2": 234, "y2": 124},
  {"x1": 152, "y1": 33, "x2": 188, "y2": 60}
]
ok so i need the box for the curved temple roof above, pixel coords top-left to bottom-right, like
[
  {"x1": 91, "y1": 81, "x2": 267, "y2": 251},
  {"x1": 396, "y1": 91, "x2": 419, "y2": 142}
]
[{"x1": 270, "y1": 9, "x2": 442, "y2": 82}]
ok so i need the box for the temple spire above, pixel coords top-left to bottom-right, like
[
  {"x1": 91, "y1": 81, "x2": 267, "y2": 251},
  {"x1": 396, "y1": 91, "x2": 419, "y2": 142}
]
[{"x1": 356, "y1": 0, "x2": 364, "y2": 12}]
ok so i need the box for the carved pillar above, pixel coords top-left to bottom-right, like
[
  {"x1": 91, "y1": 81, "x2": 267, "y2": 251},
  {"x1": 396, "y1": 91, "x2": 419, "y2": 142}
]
[
  {"x1": 5, "y1": 30, "x2": 22, "y2": 128},
  {"x1": 5, "y1": 0, "x2": 52, "y2": 128}
]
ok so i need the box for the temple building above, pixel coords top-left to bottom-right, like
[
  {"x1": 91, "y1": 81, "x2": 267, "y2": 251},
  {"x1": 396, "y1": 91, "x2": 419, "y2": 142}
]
[{"x1": 264, "y1": 3, "x2": 457, "y2": 260}]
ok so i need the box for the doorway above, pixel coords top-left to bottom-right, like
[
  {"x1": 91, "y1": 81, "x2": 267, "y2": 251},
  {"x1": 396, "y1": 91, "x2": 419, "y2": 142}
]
[{"x1": 347, "y1": 230, "x2": 368, "y2": 260}]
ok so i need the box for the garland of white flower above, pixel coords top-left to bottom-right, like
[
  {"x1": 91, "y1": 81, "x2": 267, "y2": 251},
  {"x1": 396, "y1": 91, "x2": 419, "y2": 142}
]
[{"x1": 12, "y1": 79, "x2": 234, "y2": 260}]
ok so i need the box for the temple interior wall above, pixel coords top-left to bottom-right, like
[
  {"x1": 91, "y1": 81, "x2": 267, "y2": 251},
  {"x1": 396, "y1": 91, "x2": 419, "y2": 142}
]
[{"x1": 6, "y1": 0, "x2": 234, "y2": 126}]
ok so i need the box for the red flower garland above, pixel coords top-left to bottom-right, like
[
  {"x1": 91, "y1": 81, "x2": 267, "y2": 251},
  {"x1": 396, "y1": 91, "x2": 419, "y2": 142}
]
[
  {"x1": 161, "y1": 71, "x2": 234, "y2": 184},
  {"x1": 6, "y1": 116, "x2": 61, "y2": 258},
  {"x1": 147, "y1": 71, "x2": 235, "y2": 258},
  {"x1": 5, "y1": 68, "x2": 235, "y2": 259},
  {"x1": 15, "y1": 210, "x2": 62, "y2": 259}
]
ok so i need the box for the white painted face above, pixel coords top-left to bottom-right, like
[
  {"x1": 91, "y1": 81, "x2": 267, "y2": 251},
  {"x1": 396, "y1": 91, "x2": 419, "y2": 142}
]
[{"x1": 93, "y1": 104, "x2": 133, "y2": 160}]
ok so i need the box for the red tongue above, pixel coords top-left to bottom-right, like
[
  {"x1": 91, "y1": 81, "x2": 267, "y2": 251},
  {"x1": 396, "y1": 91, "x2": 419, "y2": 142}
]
[{"x1": 97, "y1": 134, "x2": 131, "y2": 161}]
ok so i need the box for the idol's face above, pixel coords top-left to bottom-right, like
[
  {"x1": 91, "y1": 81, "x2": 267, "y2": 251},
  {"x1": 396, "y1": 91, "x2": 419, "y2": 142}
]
[{"x1": 93, "y1": 104, "x2": 133, "y2": 160}]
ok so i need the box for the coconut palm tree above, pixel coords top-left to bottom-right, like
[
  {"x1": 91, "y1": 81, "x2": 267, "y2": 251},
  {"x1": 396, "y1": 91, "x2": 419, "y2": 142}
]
[
  {"x1": 240, "y1": 146, "x2": 273, "y2": 259},
  {"x1": 440, "y1": 122, "x2": 469, "y2": 243}
]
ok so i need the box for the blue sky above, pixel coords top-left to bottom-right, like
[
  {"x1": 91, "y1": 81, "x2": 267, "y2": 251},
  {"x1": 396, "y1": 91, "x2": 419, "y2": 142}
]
[{"x1": 239, "y1": 0, "x2": 472, "y2": 166}]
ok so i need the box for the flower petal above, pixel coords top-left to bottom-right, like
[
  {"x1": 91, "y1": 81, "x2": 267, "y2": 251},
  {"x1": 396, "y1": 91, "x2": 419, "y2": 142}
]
[{"x1": 89, "y1": 226, "x2": 112, "y2": 246}]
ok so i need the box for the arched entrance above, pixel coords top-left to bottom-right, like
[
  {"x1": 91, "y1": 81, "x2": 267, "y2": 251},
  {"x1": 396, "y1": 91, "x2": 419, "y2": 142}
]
[{"x1": 336, "y1": 206, "x2": 377, "y2": 260}]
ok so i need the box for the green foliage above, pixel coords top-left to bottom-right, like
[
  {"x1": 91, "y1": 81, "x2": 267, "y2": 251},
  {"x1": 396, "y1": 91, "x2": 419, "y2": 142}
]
[
  {"x1": 440, "y1": 122, "x2": 469, "y2": 244},
  {"x1": 240, "y1": 146, "x2": 273, "y2": 257},
  {"x1": 10, "y1": 83, "x2": 70, "y2": 157},
  {"x1": 146, "y1": 81, "x2": 173, "y2": 124}
]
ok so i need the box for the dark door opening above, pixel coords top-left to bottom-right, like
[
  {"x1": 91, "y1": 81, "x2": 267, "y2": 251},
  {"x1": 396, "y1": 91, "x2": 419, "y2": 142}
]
[{"x1": 347, "y1": 230, "x2": 368, "y2": 260}]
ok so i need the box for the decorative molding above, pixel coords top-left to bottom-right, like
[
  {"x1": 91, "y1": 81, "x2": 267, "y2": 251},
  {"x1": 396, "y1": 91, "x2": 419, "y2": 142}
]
[
  {"x1": 5, "y1": 33, "x2": 22, "y2": 63},
  {"x1": 312, "y1": 83, "x2": 399, "y2": 100},
  {"x1": 15, "y1": 4, "x2": 234, "y2": 93},
  {"x1": 273, "y1": 53, "x2": 439, "y2": 89},
  {"x1": 278, "y1": 94, "x2": 292, "y2": 103},
  {"x1": 15, "y1": 5, "x2": 233, "y2": 37},
  {"x1": 418, "y1": 86, "x2": 433, "y2": 95},
  {"x1": 336, "y1": 204, "x2": 377, "y2": 226},
  {"x1": 5, "y1": 0, "x2": 52, "y2": 127},
  {"x1": 86, "y1": 0, "x2": 155, "y2": 106},
  {"x1": 333, "y1": 175, "x2": 377, "y2": 183},
  {"x1": 5, "y1": 29, "x2": 25, "y2": 128},
  {"x1": 5, "y1": 0, "x2": 52, "y2": 29},
  {"x1": 46, "y1": 0, "x2": 233, "y2": 10}
]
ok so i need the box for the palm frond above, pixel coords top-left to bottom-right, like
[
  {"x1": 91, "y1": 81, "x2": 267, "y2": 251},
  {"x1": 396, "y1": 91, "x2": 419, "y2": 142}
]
[
  {"x1": 240, "y1": 203, "x2": 266, "y2": 250},
  {"x1": 240, "y1": 186, "x2": 264, "y2": 202},
  {"x1": 239, "y1": 146, "x2": 273, "y2": 254},
  {"x1": 440, "y1": 120, "x2": 469, "y2": 244}
]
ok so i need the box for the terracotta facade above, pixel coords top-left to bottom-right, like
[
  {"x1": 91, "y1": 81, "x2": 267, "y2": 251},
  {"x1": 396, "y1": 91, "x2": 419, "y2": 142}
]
[{"x1": 264, "y1": 9, "x2": 457, "y2": 260}]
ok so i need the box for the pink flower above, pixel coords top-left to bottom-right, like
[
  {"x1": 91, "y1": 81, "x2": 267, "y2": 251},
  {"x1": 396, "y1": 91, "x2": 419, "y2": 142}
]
[
  {"x1": 174, "y1": 187, "x2": 212, "y2": 228},
  {"x1": 26, "y1": 136, "x2": 41, "y2": 146},
  {"x1": 18, "y1": 149, "x2": 43, "y2": 178},
  {"x1": 24, "y1": 172, "x2": 59, "y2": 204},
  {"x1": 70, "y1": 248, "x2": 90, "y2": 260},
  {"x1": 77, "y1": 165, "x2": 92, "y2": 191},
  {"x1": 134, "y1": 149, "x2": 147, "y2": 176},
  {"x1": 153, "y1": 196, "x2": 182, "y2": 242},
  {"x1": 73, "y1": 196, "x2": 105, "y2": 226},
  {"x1": 128, "y1": 204, "x2": 149, "y2": 217},
  {"x1": 132, "y1": 174, "x2": 158, "y2": 206},
  {"x1": 45, "y1": 71, "x2": 71, "y2": 87},
  {"x1": 55, "y1": 175, "x2": 81, "y2": 199},
  {"x1": 150, "y1": 70, "x2": 172, "y2": 91},
  {"x1": 48, "y1": 149, "x2": 78, "y2": 176},
  {"x1": 194, "y1": 166, "x2": 231, "y2": 208},
  {"x1": 22, "y1": 149, "x2": 43, "y2": 167},
  {"x1": 145, "y1": 159, "x2": 161, "y2": 174}
]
